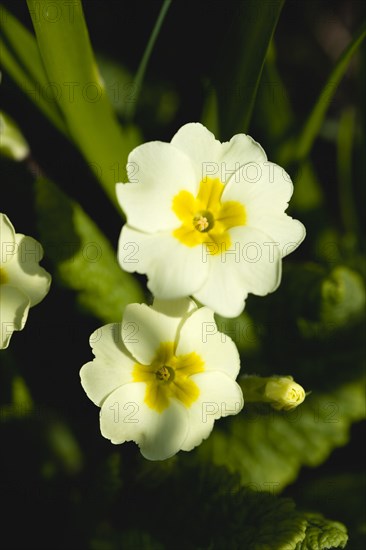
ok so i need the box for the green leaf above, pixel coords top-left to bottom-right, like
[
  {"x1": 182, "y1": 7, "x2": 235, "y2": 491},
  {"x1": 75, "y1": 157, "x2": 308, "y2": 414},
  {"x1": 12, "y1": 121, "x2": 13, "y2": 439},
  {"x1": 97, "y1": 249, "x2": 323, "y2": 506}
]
[
  {"x1": 291, "y1": 161, "x2": 324, "y2": 211},
  {"x1": 213, "y1": 0, "x2": 285, "y2": 139},
  {"x1": 128, "y1": 461, "x2": 348, "y2": 550},
  {"x1": 124, "y1": 0, "x2": 172, "y2": 121},
  {"x1": 254, "y1": 42, "x2": 295, "y2": 146},
  {"x1": 198, "y1": 379, "x2": 366, "y2": 492},
  {"x1": 320, "y1": 266, "x2": 365, "y2": 328},
  {"x1": 0, "y1": 111, "x2": 30, "y2": 161},
  {"x1": 12, "y1": 375, "x2": 33, "y2": 410},
  {"x1": 201, "y1": 87, "x2": 220, "y2": 137},
  {"x1": 295, "y1": 513, "x2": 348, "y2": 550},
  {"x1": 337, "y1": 107, "x2": 358, "y2": 235},
  {"x1": 0, "y1": 37, "x2": 68, "y2": 135},
  {"x1": 35, "y1": 176, "x2": 144, "y2": 323},
  {"x1": 0, "y1": 6, "x2": 68, "y2": 134},
  {"x1": 293, "y1": 473, "x2": 366, "y2": 549},
  {"x1": 45, "y1": 417, "x2": 83, "y2": 476},
  {"x1": 296, "y1": 23, "x2": 366, "y2": 162},
  {"x1": 254, "y1": 44, "x2": 324, "y2": 211},
  {"x1": 27, "y1": 0, "x2": 141, "y2": 208},
  {"x1": 1, "y1": 4, "x2": 51, "y2": 91}
]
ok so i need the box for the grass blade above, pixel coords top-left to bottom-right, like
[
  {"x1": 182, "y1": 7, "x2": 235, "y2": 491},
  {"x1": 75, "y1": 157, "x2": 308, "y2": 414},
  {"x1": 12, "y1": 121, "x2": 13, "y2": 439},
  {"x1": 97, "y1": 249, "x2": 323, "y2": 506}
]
[
  {"x1": 27, "y1": 0, "x2": 141, "y2": 209},
  {"x1": 125, "y1": 0, "x2": 172, "y2": 121},
  {"x1": 296, "y1": 22, "x2": 366, "y2": 162}
]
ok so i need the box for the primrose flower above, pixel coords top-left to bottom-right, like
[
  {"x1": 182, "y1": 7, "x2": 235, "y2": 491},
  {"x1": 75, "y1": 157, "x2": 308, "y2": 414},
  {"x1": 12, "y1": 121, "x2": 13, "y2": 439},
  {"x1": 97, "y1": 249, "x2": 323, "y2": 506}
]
[
  {"x1": 117, "y1": 123, "x2": 305, "y2": 318},
  {"x1": 80, "y1": 298, "x2": 243, "y2": 460},
  {"x1": 0, "y1": 213, "x2": 51, "y2": 349}
]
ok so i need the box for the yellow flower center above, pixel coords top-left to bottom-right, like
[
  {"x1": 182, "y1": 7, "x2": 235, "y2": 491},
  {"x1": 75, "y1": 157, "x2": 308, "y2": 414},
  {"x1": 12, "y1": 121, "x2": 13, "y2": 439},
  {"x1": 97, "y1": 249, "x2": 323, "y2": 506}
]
[
  {"x1": 0, "y1": 267, "x2": 8, "y2": 285},
  {"x1": 156, "y1": 365, "x2": 173, "y2": 382},
  {"x1": 132, "y1": 342, "x2": 204, "y2": 413},
  {"x1": 172, "y1": 178, "x2": 246, "y2": 255}
]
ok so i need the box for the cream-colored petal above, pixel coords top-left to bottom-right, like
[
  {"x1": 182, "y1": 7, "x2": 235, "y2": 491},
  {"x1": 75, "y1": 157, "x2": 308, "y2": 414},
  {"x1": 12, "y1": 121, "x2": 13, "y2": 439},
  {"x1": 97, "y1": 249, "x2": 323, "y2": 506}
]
[
  {"x1": 181, "y1": 371, "x2": 243, "y2": 451},
  {"x1": 116, "y1": 141, "x2": 197, "y2": 233},
  {"x1": 171, "y1": 123, "x2": 223, "y2": 184},
  {"x1": 171, "y1": 123, "x2": 267, "y2": 185},
  {"x1": 193, "y1": 227, "x2": 281, "y2": 317},
  {"x1": 5, "y1": 234, "x2": 51, "y2": 306},
  {"x1": 118, "y1": 225, "x2": 209, "y2": 299},
  {"x1": 80, "y1": 323, "x2": 136, "y2": 406},
  {"x1": 0, "y1": 213, "x2": 16, "y2": 266},
  {"x1": 0, "y1": 285, "x2": 30, "y2": 349},
  {"x1": 176, "y1": 306, "x2": 241, "y2": 378},
  {"x1": 222, "y1": 161, "x2": 294, "y2": 214},
  {"x1": 100, "y1": 382, "x2": 189, "y2": 460},
  {"x1": 220, "y1": 133, "x2": 267, "y2": 184},
  {"x1": 121, "y1": 303, "x2": 180, "y2": 364}
]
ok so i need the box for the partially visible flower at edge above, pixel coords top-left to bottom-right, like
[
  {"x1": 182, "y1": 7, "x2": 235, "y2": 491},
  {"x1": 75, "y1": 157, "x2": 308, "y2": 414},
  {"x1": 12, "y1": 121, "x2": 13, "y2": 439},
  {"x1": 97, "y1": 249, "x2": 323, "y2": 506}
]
[
  {"x1": 0, "y1": 213, "x2": 51, "y2": 349},
  {"x1": 80, "y1": 298, "x2": 244, "y2": 460},
  {"x1": 117, "y1": 122, "x2": 306, "y2": 318}
]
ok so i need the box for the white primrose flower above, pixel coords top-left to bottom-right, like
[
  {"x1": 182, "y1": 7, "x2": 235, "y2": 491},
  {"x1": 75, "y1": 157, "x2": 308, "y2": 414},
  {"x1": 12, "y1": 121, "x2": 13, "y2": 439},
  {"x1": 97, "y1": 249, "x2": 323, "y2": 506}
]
[
  {"x1": 117, "y1": 122, "x2": 306, "y2": 317},
  {"x1": 80, "y1": 298, "x2": 243, "y2": 460},
  {"x1": 0, "y1": 213, "x2": 51, "y2": 349}
]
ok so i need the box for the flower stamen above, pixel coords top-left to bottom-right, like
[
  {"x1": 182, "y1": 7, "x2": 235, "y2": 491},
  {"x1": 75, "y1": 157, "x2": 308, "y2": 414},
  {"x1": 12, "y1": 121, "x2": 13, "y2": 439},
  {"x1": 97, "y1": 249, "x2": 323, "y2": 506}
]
[
  {"x1": 193, "y1": 210, "x2": 214, "y2": 233},
  {"x1": 156, "y1": 365, "x2": 173, "y2": 382},
  {"x1": 194, "y1": 215, "x2": 209, "y2": 232}
]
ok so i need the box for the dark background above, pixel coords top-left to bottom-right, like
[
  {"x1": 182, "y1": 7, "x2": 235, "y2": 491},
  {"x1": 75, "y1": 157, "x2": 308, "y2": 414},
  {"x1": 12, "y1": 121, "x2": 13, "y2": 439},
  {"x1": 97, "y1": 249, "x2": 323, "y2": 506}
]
[{"x1": 1, "y1": 1, "x2": 365, "y2": 548}]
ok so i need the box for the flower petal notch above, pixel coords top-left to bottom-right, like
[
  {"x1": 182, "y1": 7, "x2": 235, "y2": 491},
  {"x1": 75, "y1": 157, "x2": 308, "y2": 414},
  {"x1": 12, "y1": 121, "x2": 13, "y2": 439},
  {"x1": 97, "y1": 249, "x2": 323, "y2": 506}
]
[
  {"x1": 80, "y1": 298, "x2": 244, "y2": 460},
  {"x1": 117, "y1": 122, "x2": 306, "y2": 318},
  {"x1": 0, "y1": 213, "x2": 51, "y2": 349}
]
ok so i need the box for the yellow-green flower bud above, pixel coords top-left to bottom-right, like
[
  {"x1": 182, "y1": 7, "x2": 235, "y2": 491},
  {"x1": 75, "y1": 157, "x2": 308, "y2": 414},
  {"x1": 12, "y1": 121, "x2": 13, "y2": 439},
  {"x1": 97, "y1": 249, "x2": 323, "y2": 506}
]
[{"x1": 265, "y1": 376, "x2": 306, "y2": 411}]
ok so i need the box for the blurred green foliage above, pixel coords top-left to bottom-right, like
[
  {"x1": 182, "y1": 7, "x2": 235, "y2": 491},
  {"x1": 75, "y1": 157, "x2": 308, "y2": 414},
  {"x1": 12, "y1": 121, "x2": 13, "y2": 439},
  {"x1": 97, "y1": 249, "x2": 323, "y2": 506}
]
[{"x1": 1, "y1": 0, "x2": 365, "y2": 548}]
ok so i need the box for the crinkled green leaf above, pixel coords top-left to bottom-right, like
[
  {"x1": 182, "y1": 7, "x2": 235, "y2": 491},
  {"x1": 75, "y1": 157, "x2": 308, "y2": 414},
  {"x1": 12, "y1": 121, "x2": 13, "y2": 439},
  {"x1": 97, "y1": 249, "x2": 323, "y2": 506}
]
[
  {"x1": 294, "y1": 473, "x2": 366, "y2": 549},
  {"x1": 120, "y1": 462, "x2": 349, "y2": 550},
  {"x1": 35, "y1": 176, "x2": 144, "y2": 323},
  {"x1": 296, "y1": 513, "x2": 348, "y2": 550},
  {"x1": 198, "y1": 380, "x2": 366, "y2": 492},
  {"x1": 130, "y1": 462, "x2": 309, "y2": 549}
]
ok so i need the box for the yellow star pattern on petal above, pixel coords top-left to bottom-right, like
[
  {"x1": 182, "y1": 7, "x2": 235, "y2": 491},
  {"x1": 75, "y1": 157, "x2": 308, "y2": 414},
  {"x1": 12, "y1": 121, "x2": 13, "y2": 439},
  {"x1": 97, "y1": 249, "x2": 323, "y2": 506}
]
[
  {"x1": 132, "y1": 342, "x2": 204, "y2": 413},
  {"x1": 172, "y1": 178, "x2": 246, "y2": 255}
]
